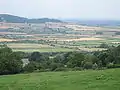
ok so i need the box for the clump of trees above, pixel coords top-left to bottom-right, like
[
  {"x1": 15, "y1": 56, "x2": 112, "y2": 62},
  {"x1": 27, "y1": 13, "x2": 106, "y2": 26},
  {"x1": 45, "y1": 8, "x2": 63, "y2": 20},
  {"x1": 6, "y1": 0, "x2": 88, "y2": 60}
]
[
  {"x1": 24, "y1": 45, "x2": 120, "y2": 72},
  {"x1": 96, "y1": 32, "x2": 103, "y2": 35},
  {"x1": 1, "y1": 44, "x2": 120, "y2": 75},
  {"x1": 99, "y1": 43, "x2": 109, "y2": 48},
  {"x1": 0, "y1": 45, "x2": 23, "y2": 75},
  {"x1": 115, "y1": 32, "x2": 120, "y2": 35}
]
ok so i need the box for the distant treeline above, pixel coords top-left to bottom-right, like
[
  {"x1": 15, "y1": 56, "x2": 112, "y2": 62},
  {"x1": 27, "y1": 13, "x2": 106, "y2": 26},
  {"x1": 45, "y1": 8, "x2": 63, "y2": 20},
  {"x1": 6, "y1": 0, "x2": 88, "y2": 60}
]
[
  {"x1": 0, "y1": 14, "x2": 62, "y2": 23},
  {"x1": 0, "y1": 44, "x2": 120, "y2": 75},
  {"x1": 78, "y1": 20, "x2": 120, "y2": 26}
]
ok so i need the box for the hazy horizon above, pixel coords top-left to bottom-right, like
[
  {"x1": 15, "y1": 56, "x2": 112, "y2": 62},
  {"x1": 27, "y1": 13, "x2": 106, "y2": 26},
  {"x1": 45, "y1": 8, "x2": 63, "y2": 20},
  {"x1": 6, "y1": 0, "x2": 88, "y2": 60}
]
[{"x1": 0, "y1": 0, "x2": 120, "y2": 20}]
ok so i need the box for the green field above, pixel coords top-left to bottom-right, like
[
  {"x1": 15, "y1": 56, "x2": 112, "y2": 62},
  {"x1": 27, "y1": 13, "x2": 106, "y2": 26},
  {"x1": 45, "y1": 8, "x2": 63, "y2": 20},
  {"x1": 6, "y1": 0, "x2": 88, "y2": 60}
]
[
  {"x1": 0, "y1": 69, "x2": 120, "y2": 90},
  {"x1": 13, "y1": 48, "x2": 74, "y2": 52},
  {"x1": 7, "y1": 43, "x2": 75, "y2": 52}
]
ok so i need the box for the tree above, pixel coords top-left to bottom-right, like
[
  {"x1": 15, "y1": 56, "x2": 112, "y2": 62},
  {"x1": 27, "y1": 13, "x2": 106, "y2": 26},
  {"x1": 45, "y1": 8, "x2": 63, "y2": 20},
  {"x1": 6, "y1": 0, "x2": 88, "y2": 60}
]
[
  {"x1": 83, "y1": 62, "x2": 93, "y2": 69},
  {"x1": 99, "y1": 43, "x2": 109, "y2": 48},
  {"x1": 50, "y1": 63, "x2": 63, "y2": 71},
  {"x1": 92, "y1": 63, "x2": 98, "y2": 70},
  {"x1": 81, "y1": 54, "x2": 98, "y2": 69},
  {"x1": 53, "y1": 54, "x2": 65, "y2": 64},
  {"x1": 29, "y1": 52, "x2": 49, "y2": 63},
  {"x1": 66, "y1": 52, "x2": 85, "y2": 68},
  {"x1": 97, "y1": 51, "x2": 109, "y2": 66},
  {"x1": 96, "y1": 32, "x2": 103, "y2": 35},
  {"x1": 24, "y1": 62, "x2": 36, "y2": 72},
  {"x1": 0, "y1": 45, "x2": 23, "y2": 75},
  {"x1": 84, "y1": 54, "x2": 98, "y2": 64},
  {"x1": 29, "y1": 52, "x2": 41, "y2": 62}
]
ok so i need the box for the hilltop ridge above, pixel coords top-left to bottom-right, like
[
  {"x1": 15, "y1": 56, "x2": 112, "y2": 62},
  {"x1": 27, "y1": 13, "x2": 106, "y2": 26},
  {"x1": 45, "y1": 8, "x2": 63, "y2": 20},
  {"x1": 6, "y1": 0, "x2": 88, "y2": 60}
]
[{"x1": 0, "y1": 14, "x2": 62, "y2": 23}]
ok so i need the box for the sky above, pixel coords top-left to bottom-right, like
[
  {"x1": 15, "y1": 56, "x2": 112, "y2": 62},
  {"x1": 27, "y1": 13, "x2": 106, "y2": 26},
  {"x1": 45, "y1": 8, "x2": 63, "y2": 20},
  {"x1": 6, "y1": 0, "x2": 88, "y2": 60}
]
[{"x1": 0, "y1": 0, "x2": 120, "y2": 20}]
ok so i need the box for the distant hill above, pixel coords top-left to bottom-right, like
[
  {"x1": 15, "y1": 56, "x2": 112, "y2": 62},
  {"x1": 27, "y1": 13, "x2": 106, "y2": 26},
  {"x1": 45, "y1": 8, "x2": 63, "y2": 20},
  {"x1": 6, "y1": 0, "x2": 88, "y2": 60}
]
[
  {"x1": 0, "y1": 14, "x2": 62, "y2": 23},
  {"x1": 78, "y1": 20, "x2": 120, "y2": 26}
]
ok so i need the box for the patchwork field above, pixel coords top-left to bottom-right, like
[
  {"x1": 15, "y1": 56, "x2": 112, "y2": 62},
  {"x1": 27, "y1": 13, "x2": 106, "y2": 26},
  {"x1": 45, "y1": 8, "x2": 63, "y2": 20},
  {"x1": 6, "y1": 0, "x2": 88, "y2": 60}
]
[
  {"x1": 0, "y1": 22, "x2": 120, "y2": 52},
  {"x1": 0, "y1": 69, "x2": 120, "y2": 90}
]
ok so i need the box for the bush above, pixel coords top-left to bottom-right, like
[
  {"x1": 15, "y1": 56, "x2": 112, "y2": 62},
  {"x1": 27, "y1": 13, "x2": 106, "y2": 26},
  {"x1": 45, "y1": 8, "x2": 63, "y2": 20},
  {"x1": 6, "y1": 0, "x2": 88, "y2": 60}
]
[
  {"x1": 107, "y1": 63, "x2": 114, "y2": 68},
  {"x1": 83, "y1": 62, "x2": 93, "y2": 69},
  {"x1": 50, "y1": 63, "x2": 60, "y2": 71},
  {"x1": 23, "y1": 62, "x2": 36, "y2": 72},
  {"x1": 72, "y1": 67, "x2": 82, "y2": 71},
  {"x1": 99, "y1": 43, "x2": 109, "y2": 48},
  {"x1": 39, "y1": 69, "x2": 50, "y2": 72},
  {"x1": 106, "y1": 63, "x2": 120, "y2": 69},
  {"x1": 55, "y1": 67, "x2": 68, "y2": 71},
  {"x1": 92, "y1": 63, "x2": 98, "y2": 70},
  {"x1": 113, "y1": 64, "x2": 120, "y2": 68},
  {"x1": 96, "y1": 32, "x2": 103, "y2": 35}
]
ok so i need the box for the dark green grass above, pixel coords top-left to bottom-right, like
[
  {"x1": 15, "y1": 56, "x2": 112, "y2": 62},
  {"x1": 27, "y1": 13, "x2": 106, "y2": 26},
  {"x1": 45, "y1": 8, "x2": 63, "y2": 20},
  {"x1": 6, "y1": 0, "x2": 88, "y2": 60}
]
[{"x1": 0, "y1": 69, "x2": 120, "y2": 90}]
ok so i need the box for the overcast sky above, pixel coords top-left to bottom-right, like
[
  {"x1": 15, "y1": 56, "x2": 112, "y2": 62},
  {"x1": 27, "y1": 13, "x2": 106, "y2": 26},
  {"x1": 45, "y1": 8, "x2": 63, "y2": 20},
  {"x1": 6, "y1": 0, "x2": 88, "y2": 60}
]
[{"x1": 0, "y1": 0, "x2": 120, "y2": 19}]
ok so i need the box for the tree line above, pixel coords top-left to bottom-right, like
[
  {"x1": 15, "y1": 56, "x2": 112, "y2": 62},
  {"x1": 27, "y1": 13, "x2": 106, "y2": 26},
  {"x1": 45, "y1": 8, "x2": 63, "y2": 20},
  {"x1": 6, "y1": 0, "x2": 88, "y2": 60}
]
[{"x1": 0, "y1": 44, "x2": 120, "y2": 75}]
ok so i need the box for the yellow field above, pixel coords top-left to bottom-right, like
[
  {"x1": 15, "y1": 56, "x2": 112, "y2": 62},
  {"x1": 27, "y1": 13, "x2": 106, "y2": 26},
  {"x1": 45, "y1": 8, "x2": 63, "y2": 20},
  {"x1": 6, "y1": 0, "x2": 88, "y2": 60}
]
[
  {"x1": 0, "y1": 38, "x2": 16, "y2": 42},
  {"x1": 58, "y1": 37, "x2": 104, "y2": 41},
  {"x1": 45, "y1": 37, "x2": 104, "y2": 41}
]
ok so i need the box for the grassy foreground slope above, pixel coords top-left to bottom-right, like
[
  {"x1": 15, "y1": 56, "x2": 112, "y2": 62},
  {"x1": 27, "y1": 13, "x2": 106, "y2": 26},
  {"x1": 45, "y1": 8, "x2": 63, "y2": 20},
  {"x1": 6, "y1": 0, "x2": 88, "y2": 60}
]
[{"x1": 0, "y1": 69, "x2": 120, "y2": 90}]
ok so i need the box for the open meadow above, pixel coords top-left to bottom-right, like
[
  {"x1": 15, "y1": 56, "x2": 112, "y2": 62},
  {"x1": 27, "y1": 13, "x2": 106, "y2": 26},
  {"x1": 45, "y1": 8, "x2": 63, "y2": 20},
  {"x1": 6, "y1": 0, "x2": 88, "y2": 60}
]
[{"x1": 0, "y1": 69, "x2": 120, "y2": 90}]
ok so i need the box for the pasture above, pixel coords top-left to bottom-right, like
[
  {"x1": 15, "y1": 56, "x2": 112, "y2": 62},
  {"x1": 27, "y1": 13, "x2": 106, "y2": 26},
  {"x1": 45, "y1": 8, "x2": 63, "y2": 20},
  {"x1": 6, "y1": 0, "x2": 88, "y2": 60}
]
[{"x1": 0, "y1": 69, "x2": 120, "y2": 90}]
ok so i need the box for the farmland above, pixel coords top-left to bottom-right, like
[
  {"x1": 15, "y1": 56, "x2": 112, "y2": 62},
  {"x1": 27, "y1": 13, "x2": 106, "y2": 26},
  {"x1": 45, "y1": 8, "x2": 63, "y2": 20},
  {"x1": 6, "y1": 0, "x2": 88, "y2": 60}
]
[
  {"x1": 0, "y1": 69, "x2": 120, "y2": 90},
  {"x1": 7, "y1": 43, "x2": 75, "y2": 52},
  {"x1": 0, "y1": 22, "x2": 120, "y2": 52},
  {"x1": 0, "y1": 15, "x2": 120, "y2": 90}
]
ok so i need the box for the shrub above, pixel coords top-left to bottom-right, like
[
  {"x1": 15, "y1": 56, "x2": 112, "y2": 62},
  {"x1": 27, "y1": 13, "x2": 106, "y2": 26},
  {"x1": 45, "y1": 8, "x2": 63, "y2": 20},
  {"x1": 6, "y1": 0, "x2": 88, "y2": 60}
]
[
  {"x1": 23, "y1": 62, "x2": 36, "y2": 72},
  {"x1": 55, "y1": 67, "x2": 68, "y2": 71},
  {"x1": 92, "y1": 63, "x2": 98, "y2": 70},
  {"x1": 113, "y1": 64, "x2": 120, "y2": 68},
  {"x1": 50, "y1": 63, "x2": 59, "y2": 71},
  {"x1": 99, "y1": 43, "x2": 109, "y2": 48},
  {"x1": 107, "y1": 63, "x2": 114, "y2": 68},
  {"x1": 83, "y1": 62, "x2": 93, "y2": 69},
  {"x1": 72, "y1": 67, "x2": 82, "y2": 71}
]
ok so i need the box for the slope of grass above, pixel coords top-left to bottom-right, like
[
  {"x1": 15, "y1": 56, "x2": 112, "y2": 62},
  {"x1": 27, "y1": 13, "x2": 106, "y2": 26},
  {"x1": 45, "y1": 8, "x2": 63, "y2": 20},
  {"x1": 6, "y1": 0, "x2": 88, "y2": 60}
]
[{"x1": 0, "y1": 69, "x2": 120, "y2": 90}]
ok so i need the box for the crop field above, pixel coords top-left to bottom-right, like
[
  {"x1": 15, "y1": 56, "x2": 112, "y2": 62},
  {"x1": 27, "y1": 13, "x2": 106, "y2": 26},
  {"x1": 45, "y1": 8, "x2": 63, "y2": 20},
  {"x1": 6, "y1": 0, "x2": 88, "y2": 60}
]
[
  {"x1": 7, "y1": 43, "x2": 75, "y2": 52},
  {"x1": 0, "y1": 22, "x2": 120, "y2": 52},
  {"x1": 0, "y1": 69, "x2": 120, "y2": 90},
  {"x1": 0, "y1": 38, "x2": 16, "y2": 42}
]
